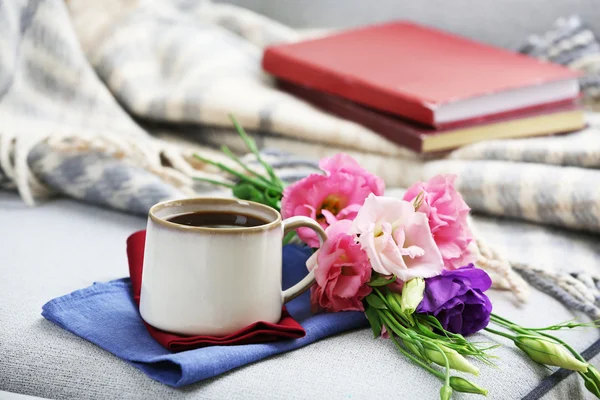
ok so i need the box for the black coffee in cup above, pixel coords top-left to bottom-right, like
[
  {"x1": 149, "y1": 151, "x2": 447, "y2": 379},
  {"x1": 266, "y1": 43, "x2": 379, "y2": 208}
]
[{"x1": 168, "y1": 211, "x2": 268, "y2": 228}]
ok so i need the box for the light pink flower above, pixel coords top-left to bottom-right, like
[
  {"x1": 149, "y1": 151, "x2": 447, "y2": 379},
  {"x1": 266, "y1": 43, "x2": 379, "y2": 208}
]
[
  {"x1": 306, "y1": 220, "x2": 372, "y2": 312},
  {"x1": 403, "y1": 175, "x2": 474, "y2": 270},
  {"x1": 350, "y1": 194, "x2": 444, "y2": 282},
  {"x1": 282, "y1": 154, "x2": 384, "y2": 248}
]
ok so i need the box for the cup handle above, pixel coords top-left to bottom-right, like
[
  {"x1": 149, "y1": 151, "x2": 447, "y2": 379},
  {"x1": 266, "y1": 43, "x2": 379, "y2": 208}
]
[{"x1": 281, "y1": 216, "x2": 327, "y2": 303}]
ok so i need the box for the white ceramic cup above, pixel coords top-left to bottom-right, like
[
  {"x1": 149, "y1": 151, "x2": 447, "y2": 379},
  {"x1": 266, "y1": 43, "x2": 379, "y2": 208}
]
[{"x1": 139, "y1": 197, "x2": 327, "y2": 336}]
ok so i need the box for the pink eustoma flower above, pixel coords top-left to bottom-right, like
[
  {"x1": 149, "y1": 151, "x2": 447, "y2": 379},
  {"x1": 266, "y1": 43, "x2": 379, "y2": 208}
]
[
  {"x1": 306, "y1": 220, "x2": 372, "y2": 312},
  {"x1": 282, "y1": 154, "x2": 384, "y2": 248},
  {"x1": 350, "y1": 194, "x2": 444, "y2": 282},
  {"x1": 319, "y1": 153, "x2": 385, "y2": 195},
  {"x1": 403, "y1": 175, "x2": 474, "y2": 270}
]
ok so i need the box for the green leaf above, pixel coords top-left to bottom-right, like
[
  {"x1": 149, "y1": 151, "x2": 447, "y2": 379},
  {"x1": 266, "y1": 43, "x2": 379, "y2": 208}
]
[
  {"x1": 263, "y1": 188, "x2": 281, "y2": 210},
  {"x1": 264, "y1": 187, "x2": 283, "y2": 204},
  {"x1": 364, "y1": 306, "x2": 382, "y2": 338},
  {"x1": 283, "y1": 231, "x2": 298, "y2": 245},
  {"x1": 368, "y1": 274, "x2": 397, "y2": 287},
  {"x1": 365, "y1": 294, "x2": 388, "y2": 310},
  {"x1": 233, "y1": 183, "x2": 265, "y2": 202},
  {"x1": 229, "y1": 114, "x2": 284, "y2": 189}
]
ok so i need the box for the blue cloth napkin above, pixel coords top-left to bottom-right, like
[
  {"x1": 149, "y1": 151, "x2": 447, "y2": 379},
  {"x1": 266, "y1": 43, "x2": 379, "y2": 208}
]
[{"x1": 42, "y1": 245, "x2": 368, "y2": 387}]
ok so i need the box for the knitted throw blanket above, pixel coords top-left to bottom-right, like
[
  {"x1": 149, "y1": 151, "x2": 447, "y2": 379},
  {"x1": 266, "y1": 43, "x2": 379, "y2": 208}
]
[{"x1": 1, "y1": 1, "x2": 599, "y2": 316}]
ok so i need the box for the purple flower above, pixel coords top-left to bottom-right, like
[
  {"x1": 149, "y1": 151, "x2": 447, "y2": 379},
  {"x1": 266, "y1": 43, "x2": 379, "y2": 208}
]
[{"x1": 417, "y1": 264, "x2": 492, "y2": 335}]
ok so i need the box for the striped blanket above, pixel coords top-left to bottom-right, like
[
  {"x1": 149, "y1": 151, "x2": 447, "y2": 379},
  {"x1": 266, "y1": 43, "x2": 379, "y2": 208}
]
[{"x1": 1, "y1": 1, "x2": 600, "y2": 315}]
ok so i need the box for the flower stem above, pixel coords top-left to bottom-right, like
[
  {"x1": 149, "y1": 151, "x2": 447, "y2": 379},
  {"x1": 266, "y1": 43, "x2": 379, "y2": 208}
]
[
  {"x1": 378, "y1": 310, "x2": 411, "y2": 341},
  {"x1": 283, "y1": 231, "x2": 296, "y2": 245},
  {"x1": 220, "y1": 145, "x2": 273, "y2": 186},
  {"x1": 490, "y1": 314, "x2": 587, "y2": 362},
  {"x1": 373, "y1": 287, "x2": 412, "y2": 326},
  {"x1": 484, "y1": 327, "x2": 518, "y2": 341},
  {"x1": 193, "y1": 153, "x2": 274, "y2": 191},
  {"x1": 490, "y1": 313, "x2": 514, "y2": 326},
  {"x1": 192, "y1": 177, "x2": 235, "y2": 189},
  {"x1": 490, "y1": 314, "x2": 532, "y2": 336},
  {"x1": 387, "y1": 327, "x2": 445, "y2": 379},
  {"x1": 228, "y1": 114, "x2": 284, "y2": 188},
  {"x1": 492, "y1": 313, "x2": 599, "y2": 333},
  {"x1": 431, "y1": 339, "x2": 451, "y2": 388},
  {"x1": 379, "y1": 312, "x2": 449, "y2": 381}
]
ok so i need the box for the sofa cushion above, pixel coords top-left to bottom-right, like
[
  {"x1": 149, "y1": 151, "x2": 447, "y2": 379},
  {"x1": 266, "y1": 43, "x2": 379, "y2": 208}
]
[{"x1": 0, "y1": 191, "x2": 598, "y2": 399}]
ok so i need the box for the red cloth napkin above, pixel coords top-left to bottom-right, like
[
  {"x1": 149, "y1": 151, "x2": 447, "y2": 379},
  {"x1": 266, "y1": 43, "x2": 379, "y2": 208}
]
[{"x1": 126, "y1": 230, "x2": 306, "y2": 352}]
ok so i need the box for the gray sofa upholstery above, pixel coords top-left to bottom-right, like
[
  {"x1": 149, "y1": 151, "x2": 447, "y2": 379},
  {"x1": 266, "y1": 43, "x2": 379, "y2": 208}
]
[{"x1": 1, "y1": 191, "x2": 598, "y2": 399}]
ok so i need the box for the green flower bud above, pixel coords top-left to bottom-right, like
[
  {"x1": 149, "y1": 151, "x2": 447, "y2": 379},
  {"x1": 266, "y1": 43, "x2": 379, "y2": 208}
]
[
  {"x1": 440, "y1": 385, "x2": 453, "y2": 400},
  {"x1": 385, "y1": 291, "x2": 404, "y2": 316},
  {"x1": 449, "y1": 376, "x2": 488, "y2": 395},
  {"x1": 401, "y1": 277, "x2": 425, "y2": 315},
  {"x1": 586, "y1": 364, "x2": 600, "y2": 383},
  {"x1": 582, "y1": 365, "x2": 600, "y2": 398},
  {"x1": 406, "y1": 342, "x2": 479, "y2": 376},
  {"x1": 584, "y1": 376, "x2": 600, "y2": 398},
  {"x1": 514, "y1": 336, "x2": 589, "y2": 372},
  {"x1": 386, "y1": 291, "x2": 415, "y2": 325}
]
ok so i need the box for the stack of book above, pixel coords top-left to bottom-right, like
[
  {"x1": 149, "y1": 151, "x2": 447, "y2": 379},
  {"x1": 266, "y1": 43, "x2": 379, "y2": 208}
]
[{"x1": 262, "y1": 22, "x2": 584, "y2": 153}]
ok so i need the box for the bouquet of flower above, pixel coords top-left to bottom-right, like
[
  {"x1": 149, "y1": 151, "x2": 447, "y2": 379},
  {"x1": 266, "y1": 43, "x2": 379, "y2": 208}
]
[{"x1": 195, "y1": 116, "x2": 600, "y2": 399}]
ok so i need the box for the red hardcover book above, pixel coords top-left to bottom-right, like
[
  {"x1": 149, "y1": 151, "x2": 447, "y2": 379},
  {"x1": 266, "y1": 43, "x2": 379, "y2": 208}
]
[
  {"x1": 278, "y1": 80, "x2": 585, "y2": 153},
  {"x1": 263, "y1": 22, "x2": 581, "y2": 127}
]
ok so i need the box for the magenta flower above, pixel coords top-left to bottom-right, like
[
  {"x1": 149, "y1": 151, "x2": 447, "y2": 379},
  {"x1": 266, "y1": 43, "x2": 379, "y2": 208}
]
[
  {"x1": 306, "y1": 220, "x2": 372, "y2": 312},
  {"x1": 282, "y1": 154, "x2": 384, "y2": 248},
  {"x1": 350, "y1": 194, "x2": 444, "y2": 282},
  {"x1": 403, "y1": 175, "x2": 474, "y2": 270}
]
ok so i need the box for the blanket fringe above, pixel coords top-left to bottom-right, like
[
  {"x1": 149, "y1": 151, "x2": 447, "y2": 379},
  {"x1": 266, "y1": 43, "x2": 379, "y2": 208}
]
[
  {"x1": 474, "y1": 235, "x2": 600, "y2": 319},
  {"x1": 472, "y1": 218, "x2": 600, "y2": 318},
  {"x1": 0, "y1": 130, "x2": 237, "y2": 205},
  {"x1": 0, "y1": 132, "x2": 53, "y2": 205},
  {"x1": 473, "y1": 235, "x2": 531, "y2": 303},
  {"x1": 512, "y1": 263, "x2": 600, "y2": 319}
]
